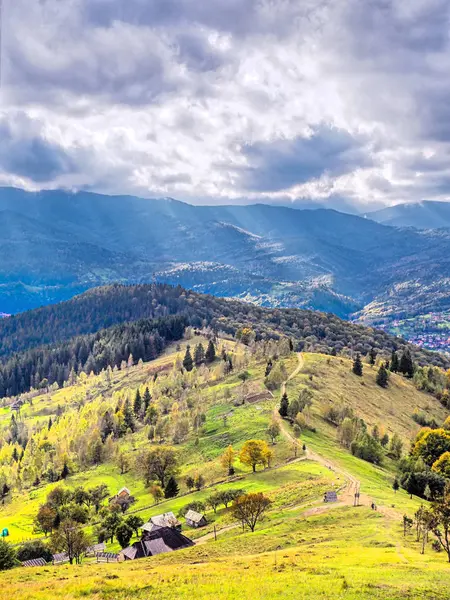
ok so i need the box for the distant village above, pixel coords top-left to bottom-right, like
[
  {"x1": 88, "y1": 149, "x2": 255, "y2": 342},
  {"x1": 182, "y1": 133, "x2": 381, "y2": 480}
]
[{"x1": 380, "y1": 312, "x2": 450, "y2": 354}]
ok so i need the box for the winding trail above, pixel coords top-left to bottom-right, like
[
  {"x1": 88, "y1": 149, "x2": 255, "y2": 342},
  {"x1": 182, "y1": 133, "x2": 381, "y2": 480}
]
[{"x1": 275, "y1": 353, "x2": 363, "y2": 509}]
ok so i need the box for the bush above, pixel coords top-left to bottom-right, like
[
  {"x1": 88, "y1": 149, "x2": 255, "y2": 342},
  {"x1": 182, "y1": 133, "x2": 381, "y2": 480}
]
[
  {"x1": 17, "y1": 540, "x2": 52, "y2": 563},
  {"x1": 350, "y1": 433, "x2": 384, "y2": 465},
  {"x1": 178, "y1": 501, "x2": 206, "y2": 517},
  {"x1": 0, "y1": 539, "x2": 17, "y2": 570},
  {"x1": 412, "y1": 411, "x2": 439, "y2": 429}
]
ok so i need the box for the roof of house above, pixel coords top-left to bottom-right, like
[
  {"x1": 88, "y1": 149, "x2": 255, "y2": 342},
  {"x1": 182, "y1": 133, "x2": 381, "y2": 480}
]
[
  {"x1": 122, "y1": 526, "x2": 194, "y2": 560},
  {"x1": 185, "y1": 509, "x2": 206, "y2": 524},
  {"x1": 22, "y1": 558, "x2": 47, "y2": 567},
  {"x1": 145, "y1": 512, "x2": 181, "y2": 529},
  {"x1": 117, "y1": 487, "x2": 131, "y2": 496},
  {"x1": 324, "y1": 491, "x2": 338, "y2": 501},
  {"x1": 52, "y1": 552, "x2": 69, "y2": 563},
  {"x1": 86, "y1": 542, "x2": 106, "y2": 554}
]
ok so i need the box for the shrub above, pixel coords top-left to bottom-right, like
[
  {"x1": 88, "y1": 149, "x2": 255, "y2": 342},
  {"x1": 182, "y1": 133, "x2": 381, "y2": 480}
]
[{"x1": 17, "y1": 540, "x2": 52, "y2": 563}]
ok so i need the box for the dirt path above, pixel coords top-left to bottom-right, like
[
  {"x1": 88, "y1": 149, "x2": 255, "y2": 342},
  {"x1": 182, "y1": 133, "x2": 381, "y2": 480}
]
[{"x1": 275, "y1": 353, "x2": 363, "y2": 508}]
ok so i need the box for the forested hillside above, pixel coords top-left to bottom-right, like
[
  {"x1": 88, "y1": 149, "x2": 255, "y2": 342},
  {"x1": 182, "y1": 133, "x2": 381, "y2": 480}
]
[
  {"x1": 0, "y1": 284, "x2": 448, "y2": 399},
  {"x1": 2, "y1": 187, "x2": 450, "y2": 323}
]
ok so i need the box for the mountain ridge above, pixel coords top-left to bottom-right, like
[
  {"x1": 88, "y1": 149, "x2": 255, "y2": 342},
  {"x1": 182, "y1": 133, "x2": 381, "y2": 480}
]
[{"x1": 1, "y1": 187, "x2": 450, "y2": 329}]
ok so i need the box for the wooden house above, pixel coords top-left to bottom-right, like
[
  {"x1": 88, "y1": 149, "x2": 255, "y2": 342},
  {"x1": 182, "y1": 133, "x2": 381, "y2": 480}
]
[
  {"x1": 142, "y1": 511, "x2": 182, "y2": 532},
  {"x1": 185, "y1": 509, "x2": 207, "y2": 528},
  {"x1": 120, "y1": 525, "x2": 194, "y2": 561}
]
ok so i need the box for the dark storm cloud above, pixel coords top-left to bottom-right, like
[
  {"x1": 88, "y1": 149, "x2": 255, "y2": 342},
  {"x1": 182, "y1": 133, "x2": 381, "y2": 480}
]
[
  {"x1": 240, "y1": 127, "x2": 371, "y2": 192},
  {"x1": 0, "y1": 116, "x2": 76, "y2": 183}
]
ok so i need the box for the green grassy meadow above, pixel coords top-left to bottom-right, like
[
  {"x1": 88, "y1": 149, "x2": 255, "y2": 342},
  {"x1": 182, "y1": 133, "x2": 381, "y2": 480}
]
[{"x1": 1, "y1": 341, "x2": 450, "y2": 598}]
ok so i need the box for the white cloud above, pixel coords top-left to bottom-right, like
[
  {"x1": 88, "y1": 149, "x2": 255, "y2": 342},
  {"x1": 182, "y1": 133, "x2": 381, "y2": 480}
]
[{"x1": 0, "y1": 0, "x2": 450, "y2": 207}]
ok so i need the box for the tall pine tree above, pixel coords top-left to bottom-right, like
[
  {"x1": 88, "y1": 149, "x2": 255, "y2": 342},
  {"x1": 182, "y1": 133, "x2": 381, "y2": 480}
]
[
  {"x1": 279, "y1": 392, "x2": 289, "y2": 418},
  {"x1": 194, "y1": 343, "x2": 205, "y2": 366},
  {"x1": 183, "y1": 345, "x2": 194, "y2": 372},
  {"x1": 205, "y1": 340, "x2": 216, "y2": 363},
  {"x1": 376, "y1": 363, "x2": 389, "y2": 388},
  {"x1": 123, "y1": 398, "x2": 136, "y2": 433},
  {"x1": 390, "y1": 350, "x2": 399, "y2": 373},
  {"x1": 352, "y1": 353, "x2": 363, "y2": 376},
  {"x1": 143, "y1": 387, "x2": 152, "y2": 413},
  {"x1": 164, "y1": 476, "x2": 179, "y2": 499},
  {"x1": 133, "y1": 389, "x2": 142, "y2": 416},
  {"x1": 399, "y1": 349, "x2": 414, "y2": 378}
]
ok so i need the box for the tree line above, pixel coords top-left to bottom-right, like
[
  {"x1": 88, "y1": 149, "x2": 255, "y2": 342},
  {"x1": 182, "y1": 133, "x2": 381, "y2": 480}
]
[{"x1": 0, "y1": 315, "x2": 186, "y2": 399}]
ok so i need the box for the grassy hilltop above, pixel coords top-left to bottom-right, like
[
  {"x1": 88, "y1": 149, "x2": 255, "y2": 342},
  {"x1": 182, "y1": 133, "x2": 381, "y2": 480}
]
[{"x1": 0, "y1": 331, "x2": 449, "y2": 599}]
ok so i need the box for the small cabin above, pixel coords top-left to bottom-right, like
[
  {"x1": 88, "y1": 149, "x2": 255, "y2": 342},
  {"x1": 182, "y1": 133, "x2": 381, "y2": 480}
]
[
  {"x1": 323, "y1": 491, "x2": 338, "y2": 503},
  {"x1": 185, "y1": 509, "x2": 207, "y2": 528},
  {"x1": 144, "y1": 512, "x2": 182, "y2": 531},
  {"x1": 116, "y1": 487, "x2": 131, "y2": 499}
]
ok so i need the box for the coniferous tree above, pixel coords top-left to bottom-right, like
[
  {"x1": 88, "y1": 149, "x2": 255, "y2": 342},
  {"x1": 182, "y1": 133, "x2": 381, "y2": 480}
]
[
  {"x1": 369, "y1": 348, "x2": 377, "y2": 366},
  {"x1": 265, "y1": 360, "x2": 273, "y2": 377},
  {"x1": 279, "y1": 392, "x2": 289, "y2": 418},
  {"x1": 194, "y1": 343, "x2": 205, "y2": 366},
  {"x1": 143, "y1": 387, "x2": 152, "y2": 413},
  {"x1": 61, "y1": 463, "x2": 70, "y2": 479},
  {"x1": 352, "y1": 353, "x2": 363, "y2": 376},
  {"x1": 390, "y1": 350, "x2": 399, "y2": 373},
  {"x1": 183, "y1": 345, "x2": 194, "y2": 372},
  {"x1": 399, "y1": 349, "x2": 414, "y2": 378},
  {"x1": 376, "y1": 363, "x2": 389, "y2": 388},
  {"x1": 122, "y1": 398, "x2": 136, "y2": 433},
  {"x1": 133, "y1": 389, "x2": 142, "y2": 416},
  {"x1": 164, "y1": 476, "x2": 179, "y2": 499},
  {"x1": 205, "y1": 340, "x2": 216, "y2": 363},
  {"x1": 48, "y1": 417, "x2": 53, "y2": 431}
]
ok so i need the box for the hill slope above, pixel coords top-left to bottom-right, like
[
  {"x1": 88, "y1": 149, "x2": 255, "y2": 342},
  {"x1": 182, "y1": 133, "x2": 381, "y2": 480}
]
[
  {"x1": 0, "y1": 284, "x2": 448, "y2": 399},
  {"x1": 0, "y1": 334, "x2": 449, "y2": 599}
]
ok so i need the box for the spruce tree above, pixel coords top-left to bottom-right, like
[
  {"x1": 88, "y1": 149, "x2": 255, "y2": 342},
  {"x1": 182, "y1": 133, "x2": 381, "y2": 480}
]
[
  {"x1": 61, "y1": 462, "x2": 70, "y2": 479},
  {"x1": 143, "y1": 387, "x2": 152, "y2": 413},
  {"x1": 194, "y1": 343, "x2": 205, "y2": 366},
  {"x1": 390, "y1": 350, "x2": 399, "y2": 373},
  {"x1": 376, "y1": 364, "x2": 389, "y2": 388},
  {"x1": 369, "y1": 348, "x2": 377, "y2": 366},
  {"x1": 48, "y1": 417, "x2": 53, "y2": 431},
  {"x1": 352, "y1": 353, "x2": 363, "y2": 376},
  {"x1": 399, "y1": 349, "x2": 414, "y2": 378},
  {"x1": 123, "y1": 398, "x2": 136, "y2": 433},
  {"x1": 265, "y1": 360, "x2": 273, "y2": 377},
  {"x1": 205, "y1": 340, "x2": 216, "y2": 363},
  {"x1": 183, "y1": 345, "x2": 194, "y2": 372},
  {"x1": 279, "y1": 392, "x2": 289, "y2": 418},
  {"x1": 133, "y1": 389, "x2": 142, "y2": 416},
  {"x1": 164, "y1": 476, "x2": 179, "y2": 499}
]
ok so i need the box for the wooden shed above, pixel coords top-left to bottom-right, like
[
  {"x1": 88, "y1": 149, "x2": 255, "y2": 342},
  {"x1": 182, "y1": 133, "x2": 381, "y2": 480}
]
[{"x1": 185, "y1": 509, "x2": 207, "y2": 528}]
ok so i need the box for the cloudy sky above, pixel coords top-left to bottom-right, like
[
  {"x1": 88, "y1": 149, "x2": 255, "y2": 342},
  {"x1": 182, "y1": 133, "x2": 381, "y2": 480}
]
[{"x1": 1, "y1": 0, "x2": 450, "y2": 209}]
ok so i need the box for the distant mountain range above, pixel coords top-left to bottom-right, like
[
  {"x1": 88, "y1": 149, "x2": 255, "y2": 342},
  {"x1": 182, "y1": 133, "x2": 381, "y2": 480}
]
[
  {"x1": 367, "y1": 201, "x2": 450, "y2": 229},
  {"x1": 1, "y1": 187, "x2": 450, "y2": 327}
]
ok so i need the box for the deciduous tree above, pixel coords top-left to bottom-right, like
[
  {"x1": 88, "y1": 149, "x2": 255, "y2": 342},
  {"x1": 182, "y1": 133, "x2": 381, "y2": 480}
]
[{"x1": 232, "y1": 492, "x2": 271, "y2": 532}]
